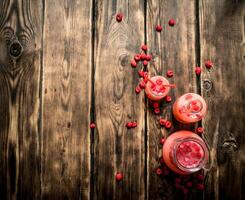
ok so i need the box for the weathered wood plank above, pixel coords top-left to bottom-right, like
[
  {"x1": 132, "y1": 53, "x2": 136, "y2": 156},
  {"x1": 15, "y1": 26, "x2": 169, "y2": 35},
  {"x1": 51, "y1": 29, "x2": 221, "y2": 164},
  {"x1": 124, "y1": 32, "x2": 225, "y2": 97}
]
[
  {"x1": 147, "y1": 0, "x2": 198, "y2": 199},
  {"x1": 199, "y1": 0, "x2": 245, "y2": 200},
  {"x1": 0, "y1": 0, "x2": 43, "y2": 199},
  {"x1": 41, "y1": 0, "x2": 92, "y2": 199},
  {"x1": 93, "y1": 0, "x2": 145, "y2": 199}
]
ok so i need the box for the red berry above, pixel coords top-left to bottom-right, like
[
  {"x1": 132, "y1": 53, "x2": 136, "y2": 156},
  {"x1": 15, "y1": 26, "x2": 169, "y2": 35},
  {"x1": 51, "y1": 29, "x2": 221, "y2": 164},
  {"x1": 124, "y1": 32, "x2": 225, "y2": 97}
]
[
  {"x1": 138, "y1": 70, "x2": 145, "y2": 77},
  {"x1": 168, "y1": 19, "x2": 175, "y2": 26},
  {"x1": 166, "y1": 70, "x2": 174, "y2": 77},
  {"x1": 141, "y1": 44, "x2": 148, "y2": 52},
  {"x1": 195, "y1": 67, "x2": 202, "y2": 75},
  {"x1": 156, "y1": 168, "x2": 162, "y2": 175},
  {"x1": 132, "y1": 121, "x2": 137, "y2": 128},
  {"x1": 175, "y1": 178, "x2": 181, "y2": 184},
  {"x1": 153, "y1": 102, "x2": 159, "y2": 108},
  {"x1": 139, "y1": 80, "x2": 146, "y2": 89},
  {"x1": 126, "y1": 122, "x2": 133, "y2": 128},
  {"x1": 131, "y1": 60, "x2": 137, "y2": 68},
  {"x1": 146, "y1": 54, "x2": 152, "y2": 61},
  {"x1": 90, "y1": 123, "x2": 96, "y2": 129},
  {"x1": 143, "y1": 60, "x2": 148, "y2": 66},
  {"x1": 196, "y1": 127, "x2": 204, "y2": 134},
  {"x1": 115, "y1": 172, "x2": 123, "y2": 181},
  {"x1": 155, "y1": 25, "x2": 162, "y2": 32},
  {"x1": 140, "y1": 54, "x2": 147, "y2": 60},
  {"x1": 196, "y1": 174, "x2": 204, "y2": 181},
  {"x1": 160, "y1": 138, "x2": 165, "y2": 145},
  {"x1": 116, "y1": 13, "x2": 123, "y2": 22},
  {"x1": 135, "y1": 86, "x2": 141, "y2": 94},
  {"x1": 186, "y1": 181, "x2": 193, "y2": 188},
  {"x1": 165, "y1": 95, "x2": 172, "y2": 103},
  {"x1": 154, "y1": 108, "x2": 160, "y2": 114},
  {"x1": 159, "y1": 118, "x2": 166, "y2": 126},
  {"x1": 165, "y1": 121, "x2": 172, "y2": 129},
  {"x1": 205, "y1": 60, "x2": 213, "y2": 69},
  {"x1": 134, "y1": 54, "x2": 141, "y2": 62},
  {"x1": 196, "y1": 183, "x2": 204, "y2": 190}
]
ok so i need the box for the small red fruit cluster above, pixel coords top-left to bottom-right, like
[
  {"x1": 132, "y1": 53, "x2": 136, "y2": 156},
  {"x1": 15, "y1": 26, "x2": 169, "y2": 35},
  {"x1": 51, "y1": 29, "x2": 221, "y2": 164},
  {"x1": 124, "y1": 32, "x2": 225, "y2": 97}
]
[
  {"x1": 159, "y1": 118, "x2": 172, "y2": 129},
  {"x1": 126, "y1": 121, "x2": 138, "y2": 129}
]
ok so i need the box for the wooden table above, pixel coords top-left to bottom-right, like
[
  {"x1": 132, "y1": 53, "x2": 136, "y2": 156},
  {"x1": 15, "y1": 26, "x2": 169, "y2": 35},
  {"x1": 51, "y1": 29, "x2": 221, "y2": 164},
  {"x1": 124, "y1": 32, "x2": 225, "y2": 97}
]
[{"x1": 0, "y1": 0, "x2": 244, "y2": 199}]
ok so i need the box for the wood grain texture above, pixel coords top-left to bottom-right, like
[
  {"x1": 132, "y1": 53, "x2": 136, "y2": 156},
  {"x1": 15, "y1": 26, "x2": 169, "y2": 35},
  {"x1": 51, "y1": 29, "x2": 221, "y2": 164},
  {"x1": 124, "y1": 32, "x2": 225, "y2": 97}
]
[
  {"x1": 146, "y1": 0, "x2": 198, "y2": 199},
  {"x1": 93, "y1": 0, "x2": 145, "y2": 199},
  {"x1": 200, "y1": 0, "x2": 245, "y2": 200},
  {"x1": 0, "y1": 0, "x2": 42, "y2": 199},
  {"x1": 41, "y1": 0, "x2": 92, "y2": 199}
]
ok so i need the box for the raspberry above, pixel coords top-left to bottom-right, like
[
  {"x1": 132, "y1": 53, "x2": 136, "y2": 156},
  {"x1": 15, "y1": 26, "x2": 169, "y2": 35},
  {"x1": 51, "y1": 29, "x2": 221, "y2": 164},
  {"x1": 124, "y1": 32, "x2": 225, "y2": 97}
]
[
  {"x1": 116, "y1": 13, "x2": 123, "y2": 22},
  {"x1": 141, "y1": 44, "x2": 148, "y2": 52},
  {"x1": 134, "y1": 54, "x2": 141, "y2": 62},
  {"x1": 132, "y1": 121, "x2": 137, "y2": 128},
  {"x1": 146, "y1": 54, "x2": 152, "y2": 61},
  {"x1": 156, "y1": 25, "x2": 162, "y2": 32},
  {"x1": 153, "y1": 102, "x2": 159, "y2": 108},
  {"x1": 115, "y1": 172, "x2": 123, "y2": 181},
  {"x1": 135, "y1": 86, "x2": 141, "y2": 94},
  {"x1": 143, "y1": 60, "x2": 148, "y2": 66},
  {"x1": 196, "y1": 127, "x2": 204, "y2": 134},
  {"x1": 186, "y1": 181, "x2": 193, "y2": 188},
  {"x1": 168, "y1": 19, "x2": 175, "y2": 26},
  {"x1": 131, "y1": 60, "x2": 137, "y2": 68},
  {"x1": 165, "y1": 95, "x2": 172, "y2": 102},
  {"x1": 140, "y1": 54, "x2": 147, "y2": 60},
  {"x1": 139, "y1": 80, "x2": 146, "y2": 89},
  {"x1": 165, "y1": 121, "x2": 172, "y2": 129},
  {"x1": 166, "y1": 70, "x2": 174, "y2": 77},
  {"x1": 196, "y1": 174, "x2": 204, "y2": 181},
  {"x1": 138, "y1": 70, "x2": 145, "y2": 77},
  {"x1": 160, "y1": 138, "x2": 165, "y2": 145},
  {"x1": 159, "y1": 118, "x2": 166, "y2": 126},
  {"x1": 205, "y1": 60, "x2": 213, "y2": 69},
  {"x1": 154, "y1": 108, "x2": 160, "y2": 114},
  {"x1": 126, "y1": 122, "x2": 133, "y2": 128},
  {"x1": 196, "y1": 183, "x2": 204, "y2": 190},
  {"x1": 195, "y1": 67, "x2": 202, "y2": 75},
  {"x1": 90, "y1": 123, "x2": 96, "y2": 129},
  {"x1": 156, "y1": 168, "x2": 162, "y2": 176}
]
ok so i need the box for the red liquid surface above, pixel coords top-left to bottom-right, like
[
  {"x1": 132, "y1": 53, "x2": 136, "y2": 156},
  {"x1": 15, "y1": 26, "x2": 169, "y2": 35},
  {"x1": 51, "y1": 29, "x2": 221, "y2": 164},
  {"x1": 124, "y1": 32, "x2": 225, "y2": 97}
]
[
  {"x1": 173, "y1": 93, "x2": 207, "y2": 123},
  {"x1": 162, "y1": 131, "x2": 205, "y2": 174},
  {"x1": 145, "y1": 76, "x2": 170, "y2": 101}
]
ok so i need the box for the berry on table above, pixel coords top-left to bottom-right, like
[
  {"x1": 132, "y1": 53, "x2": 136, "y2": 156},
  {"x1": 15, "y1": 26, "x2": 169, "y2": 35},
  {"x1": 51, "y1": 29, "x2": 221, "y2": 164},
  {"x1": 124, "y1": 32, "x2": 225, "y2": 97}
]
[
  {"x1": 140, "y1": 54, "x2": 147, "y2": 61},
  {"x1": 196, "y1": 174, "x2": 204, "y2": 181},
  {"x1": 186, "y1": 181, "x2": 193, "y2": 188},
  {"x1": 141, "y1": 44, "x2": 148, "y2": 52},
  {"x1": 196, "y1": 127, "x2": 204, "y2": 134},
  {"x1": 146, "y1": 54, "x2": 152, "y2": 61},
  {"x1": 90, "y1": 123, "x2": 96, "y2": 129},
  {"x1": 165, "y1": 95, "x2": 172, "y2": 102},
  {"x1": 126, "y1": 122, "x2": 133, "y2": 128},
  {"x1": 156, "y1": 168, "x2": 163, "y2": 176},
  {"x1": 165, "y1": 120, "x2": 172, "y2": 129},
  {"x1": 154, "y1": 108, "x2": 160, "y2": 114},
  {"x1": 159, "y1": 118, "x2": 166, "y2": 126},
  {"x1": 205, "y1": 60, "x2": 213, "y2": 69},
  {"x1": 195, "y1": 67, "x2": 202, "y2": 75},
  {"x1": 135, "y1": 86, "x2": 141, "y2": 94},
  {"x1": 138, "y1": 70, "x2": 145, "y2": 77},
  {"x1": 168, "y1": 19, "x2": 175, "y2": 26},
  {"x1": 143, "y1": 60, "x2": 148, "y2": 66},
  {"x1": 134, "y1": 54, "x2": 141, "y2": 62},
  {"x1": 196, "y1": 183, "x2": 204, "y2": 190},
  {"x1": 153, "y1": 102, "x2": 159, "y2": 108},
  {"x1": 160, "y1": 138, "x2": 165, "y2": 145},
  {"x1": 132, "y1": 121, "x2": 137, "y2": 128},
  {"x1": 131, "y1": 60, "x2": 137, "y2": 68},
  {"x1": 116, "y1": 13, "x2": 123, "y2": 22},
  {"x1": 166, "y1": 70, "x2": 174, "y2": 77},
  {"x1": 156, "y1": 25, "x2": 162, "y2": 32},
  {"x1": 139, "y1": 80, "x2": 146, "y2": 89},
  {"x1": 115, "y1": 172, "x2": 123, "y2": 181}
]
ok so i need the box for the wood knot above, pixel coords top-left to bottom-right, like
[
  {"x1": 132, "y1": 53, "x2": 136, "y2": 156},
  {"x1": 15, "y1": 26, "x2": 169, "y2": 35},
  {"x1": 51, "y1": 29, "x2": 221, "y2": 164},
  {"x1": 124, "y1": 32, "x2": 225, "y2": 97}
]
[
  {"x1": 203, "y1": 79, "x2": 213, "y2": 91},
  {"x1": 222, "y1": 133, "x2": 238, "y2": 153},
  {"x1": 9, "y1": 40, "x2": 23, "y2": 59}
]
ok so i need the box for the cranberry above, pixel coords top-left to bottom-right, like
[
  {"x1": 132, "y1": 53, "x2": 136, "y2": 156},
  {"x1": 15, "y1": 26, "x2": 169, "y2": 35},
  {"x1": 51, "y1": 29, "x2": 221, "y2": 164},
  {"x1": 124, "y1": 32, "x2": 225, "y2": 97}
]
[
  {"x1": 139, "y1": 80, "x2": 146, "y2": 89},
  {"x1": 134, "y1": 54, "x2": 141, "y2": 62},
  {"x1": 90, "y1": 123, "x2": 96, "y2": 129},
  {"x1": 115, "y1": 172, "x2": 123, "y2": 181},
  {"x1": 132, "y1": 121, "x2": 137, "y2": 128},
  {"x1": 196, "y1": 174, "x2": 204, "y2": 181},
  {"x1": 186, "y1": 181, "x2": 193, "y2": 188},
  {"x1": 160, "y1": 138, "x2": 165, "y2": 145},
  {"x1": 205, "y1": 60, "x2": 213, "y2": 69},
  {"x1": 196, "y1": 127, "x2": 204, "y2": 134},
  {"x1": 195, "y1": 67, "x2": 202, "y2": 75},
  {"x1": 165, "y1": 95, "x2": 172, "y2": 102},
  {"x1": 155, "y1": 25, "x2": 162, "y2": 32},
  {"x1": 154, "y1": 108, "x2": 160, "y2": 114},
  {"x1": 146, "y1": 54, "x2": 152, "y2": 61},
  {"x1": 126, "y1": 122, "x2": 133, "y2": 128},
  {"x1": 131, "y1": 60, "x2": 137, "y2": 68},
  {"x1": 196, "y1": 183, "x2": 204, "y2": 190},
  {"x1": 156, "y1": 168, "x2": 162, "y2": 176},
  {"x1": 116, "y1": 13, "x2": 123, "y2": 22},
  {"x1": 143, "y1": 60, "x2": 148, "y2": 66},
  {"x1": 141, "y1": 44, "x2": 148, "y2": 52},
  {"x1": 166, "y1": 70, "x2": 174, "y2": 77},
  {"x1": 165, "y1": 121, "x2": 172, "y2": 129},
  {"x1": 153, "y1": 102, "x2": 159, "y2": 108},
  {"x1": 140, "y1": 54, "x2": 147, "y2": 60},
  {"x1": 135, "y1": 86, "x2": 141, "y2": 94},
  {"x1": 159, "y1": 118, "x2": 166, "y2": 126},
  {"x1": 168, "y1": 19, "x2": 175, "y2": 26},
  {"x1": 138, "y1": 70, "x2": 145, "y2": 77}
]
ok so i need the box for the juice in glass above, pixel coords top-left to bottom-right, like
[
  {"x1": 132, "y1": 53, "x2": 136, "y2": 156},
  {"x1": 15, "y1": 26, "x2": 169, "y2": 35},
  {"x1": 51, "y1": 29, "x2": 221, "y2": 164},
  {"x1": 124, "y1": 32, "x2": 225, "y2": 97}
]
[
  {"x1": 173, "y1": 93, "x2": 207, "y2": 124},
  {"x1": 145, "y1": 76, "x2": 171, "y2": 101},
  {"x1": 162, "y1": 131, "x2": 209, "y2": 174}
]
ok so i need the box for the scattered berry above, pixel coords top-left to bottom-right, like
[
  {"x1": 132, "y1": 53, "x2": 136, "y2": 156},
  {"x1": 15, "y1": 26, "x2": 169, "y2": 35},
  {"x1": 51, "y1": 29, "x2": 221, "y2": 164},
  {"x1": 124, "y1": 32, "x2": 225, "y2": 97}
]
[
  {"x1": 138, "y1": 70, "x2": 145, "y2": 77},
  {"x1": 132, "y1": 121, "x2": 137, "y2": 128},
  {"x1": 116, "y1": 13, "x2": 123, "y2": 22},
  {"x1": 154, "y1": 108, "x2": 160, "y2": 114},
  {"x1": 135, "y1": 86, "x2": 141, "y2": 94},
  {"x1": 126, "y1": 122, "x2": 133, "y2": 128},
  {"x1": 166, "y1": 70, "x2": 174, "y2": 77},
  {"x1": 165, "y1": 120, "x2": 172, "y2": 129},
  {"x1": 143, "y1": 60, "x2": 148, "y2": 66},
  {"x1": 139, "y1": 80, "x2": 146, "y2": 89},
  {"x1": 196, "y1": 174, "x2": 204, "y2": 181},
  {"x1": 115, "y1": 172, "x2": 123, "y2": 181},
  {"x1": 134, "y1": 54, "x2": 141, "y2": 62},
  {"x1": 146, "y1": 54, "x2": 152, "y2": 61},
  {"x1": 165, "y1": 95, "x2": 172, "y2": 103},
  {"x1": 168, "y1": 19, "x2": 175, "y2": 26},
  {"x1": 141, "y1": 44, "x2": 148, "y2": 52},
  {"x1": 195, "y1": 67, "x2": 202, "y2": 75},
  {"x1": 156, "y1": 25, "x2": 163, "y2": 32},
  {"x1": 196, "y1": 183, "x2": 204, "y2": 190},
  {"x1": 160, "y1": 138, "x2": 165, "y2": 145},
  {"x1": 205, "y1": 60, "x2": 213, "y2": 69},
  {"x1": 196, "y1": 127, "x2": 204, "y2": 134},
  {"x1": 159, "y1": 118, "x2": 166, "y2": 126},
  {"x1": 131, "y1": 60, "x2": 137, "y2": 68},
  {"x1": 153, "y1": 102, "x2": 159, "y2": 108},
  {"x1": 140, "y1": 54, "x2": 147, "y2": 61},
  {"x1": 156, "y1": 168, "x2": 163, "y2": 176},
  {"x1": 90, "y1": 123, "x2": 96, "y2": 129}
]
